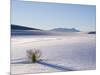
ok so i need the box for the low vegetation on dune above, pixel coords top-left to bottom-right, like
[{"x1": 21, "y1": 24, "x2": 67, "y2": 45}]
[{"x1": 26, "y1": 49, "x2": 42, "y2": 63}]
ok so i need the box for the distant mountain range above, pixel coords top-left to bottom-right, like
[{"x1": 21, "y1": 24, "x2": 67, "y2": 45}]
[
  {"x1": 88, "y1": 31, "x2": 96, "y2": 34},
  {"x1": 50, "y1": 28, "x2": 80, "y2": 32},
  {"x1": 11, "y1": 24, "x2": 96, "y2": 36},
  {"x1": 11, "y1": 24, "x2": 80, "y2": 32},
  {"x1": 11, "y1": 24, "x2": 81, "y2": 36},
  {"x1": 11, "y1": 24, "x2": 41, "y2": 30}
]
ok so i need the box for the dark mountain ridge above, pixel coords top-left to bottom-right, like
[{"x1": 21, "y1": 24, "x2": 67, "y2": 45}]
[
  {"x1": 11, "y1": 24, "x2": 41, "y2": 30},
  {"x1": 88, "y1": 31, "x2": 96, "y2": 34},
  {"x1": 50, "y1": 28, "x2": 80, "y2": 32}
]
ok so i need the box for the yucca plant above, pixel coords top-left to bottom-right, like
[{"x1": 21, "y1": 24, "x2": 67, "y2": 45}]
[{"x1": 26, "y1": 49, "x2": 41, "y2": 63}]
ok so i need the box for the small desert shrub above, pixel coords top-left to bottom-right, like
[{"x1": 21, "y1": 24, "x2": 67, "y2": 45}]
[{"x1": 26, "y1": 49, "x2": 41, "y2": 63}]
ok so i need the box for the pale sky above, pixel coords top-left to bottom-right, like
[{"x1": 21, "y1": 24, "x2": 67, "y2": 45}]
[{"x1": 11, "y1": 0, "x2": 96, "y2": 31}]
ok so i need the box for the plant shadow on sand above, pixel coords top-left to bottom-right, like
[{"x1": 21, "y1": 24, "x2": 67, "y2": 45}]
[{"x1": 11, "y1": 58, "x2": 76, "y2": 71}]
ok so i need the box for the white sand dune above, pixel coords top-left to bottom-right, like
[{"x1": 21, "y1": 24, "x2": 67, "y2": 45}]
[{"x1": 11, "y1": 32, "x2": 96, "y2": 74}]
